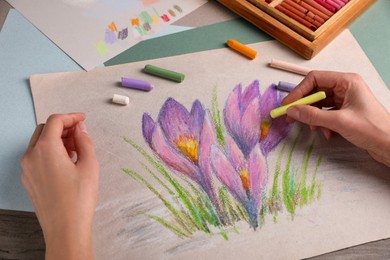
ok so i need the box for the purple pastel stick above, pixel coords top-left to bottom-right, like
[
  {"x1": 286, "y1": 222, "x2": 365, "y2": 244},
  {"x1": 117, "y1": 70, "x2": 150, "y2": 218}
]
[
  {"x1": 121, "y1": 77, "x2": 154, "y2": 91},
  {"x1": 277, "y1": 81, "x2": 297, "y2": 92}
]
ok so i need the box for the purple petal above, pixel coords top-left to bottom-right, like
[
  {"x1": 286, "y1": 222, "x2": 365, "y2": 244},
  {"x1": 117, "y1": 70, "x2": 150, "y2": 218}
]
[
  {"x1": 241, "y1": 80, "x2": 260, "y2": 111},
  {"x1": 224, "y1": 84, "x2": 242, "y2": 138},
  {"x1": 198, "y1": 111, "x2": 218, "y2": 198},
  {"x1": 151, "y1": 125, "x2": 200, "y2": 183},
  {"x1": 226, "y1": 136, "x2": 245, "y2": 169},
  {"x1": 248, "y1": 145, "x2": 267, "y2": 211},
  {"x1": 142, "y1": 113, "x2": 155, "y2": 147},
  {"x1": 261, "y1": 117, "x2": 293, "y2": 156},
  {"x1": 190, "y1": 100, "x2": 205, "y2": 140},
  {"x1": 240, "y1": 97, "x2": 261, "y2": 157},
  {"x1": 210, "y1": 144, "x2": 247, "y2": 204},
  {"x1": 260, "y1": 84, "x2": 279, "y2": 120},
  {"x1": 158, "y1": 98, "x2": 196, "y2": 142}
]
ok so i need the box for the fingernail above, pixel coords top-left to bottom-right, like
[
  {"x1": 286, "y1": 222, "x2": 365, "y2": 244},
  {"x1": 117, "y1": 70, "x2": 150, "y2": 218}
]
[
  {"x1": 321, "y1": 128, "x2": 331, "y2": 140},
  {"x1": 78, "y1": 121, "x2": 88, "y2": 134},
  {"x1": 287, "y1": 107, "x2": 300, "y2": 119},
  {"x1": 70, "y1": 151, "x2": 78, "y2": 163}
]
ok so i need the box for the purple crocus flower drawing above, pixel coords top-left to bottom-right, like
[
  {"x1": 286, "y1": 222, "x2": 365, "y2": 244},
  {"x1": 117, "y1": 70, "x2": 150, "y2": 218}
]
[
  {"x1": 142, "y1": 98, "x2": 220, "y2": 212},
  {"x1": 224, "y1": 81, "x2": 292, "y2": 157},
  {"x1": 224, "y1": 80, "x2": 261, "y2": 158},
  {"x1": 259, "y1": 84, "x2": 293, "y2": 156},
  {"x1": 211, "y1": 136, "x2": 267, "y2": 229}
]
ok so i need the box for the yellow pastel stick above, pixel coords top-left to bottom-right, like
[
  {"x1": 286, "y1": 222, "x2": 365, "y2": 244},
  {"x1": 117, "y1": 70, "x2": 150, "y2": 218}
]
[
  {"x1": 270, "y1": 91, "x2": 326, "y2": 118},
  {"x1": 226, "y1": 39, "x2": 257, "y2": 60}
]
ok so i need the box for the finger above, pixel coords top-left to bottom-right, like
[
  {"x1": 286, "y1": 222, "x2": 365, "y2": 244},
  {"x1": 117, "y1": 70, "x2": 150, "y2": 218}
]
[
  {"x1": 320, "y1": 96, "x2": 336, "y2": 108},
  {"x1": 40, "y1": 113, "x2": 86, "y2": 141},
  {"x1": 63, "y1": 134, "x2": 76, "y2": 151},
  {"x1": 74, "y1": 121, "x2": 98, "y2": 170},
  {"x1": 61, "y1": 127, "x2": 75, "y2": 139},
  {"x1": 282, "y1": 70, "x2": 347, "y2": 105},
  {"x1": 21, "y1": 171, "x2": 33, "y2": 195},
  {"x1": 321, "y1": 127, "x2": 333, "y2": 140},
  {"x1": 286, "y1": 105, "x2": 338, "y2": 130},
  {"x1": 282, "y1": 72, "x2": 317, "y2": 105},
  {"x1": 26, "y1": 124, "x2": 45, "y2": 152},
  {"x1": 285, "y1": 116, "x2": 296, "y2": 123}
]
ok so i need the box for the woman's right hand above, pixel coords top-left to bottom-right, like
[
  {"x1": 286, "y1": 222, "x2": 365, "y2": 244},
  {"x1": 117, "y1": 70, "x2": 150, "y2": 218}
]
[{"x1": 282, "y1": 71, "x2": 390, "y2": 166}]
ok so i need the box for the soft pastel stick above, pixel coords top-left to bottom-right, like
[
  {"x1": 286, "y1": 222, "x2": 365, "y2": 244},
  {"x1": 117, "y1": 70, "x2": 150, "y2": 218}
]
[
  {"x1": 112, "y1": 94, "x2": 130, "y2": 105},
  {"x1": 331, "y1": 0, "x2": 346, "y2": 6},
  {"x1": 277, "y1": 81, "x2": 297, "y2": 92},
  {"x1": 280, "y1": 1, "x2": 322, "y2": 28},
  {"x1": 306, "y1": 10, "x2": 326, "y2": 24},
  {"x1": 276, "y1": 4, "x2": 317, "y2": 30},
  {"x1": 270, "y1": 58, "x2": 312, "y2": 75},
  {"x1": 226, "y1": 39, "x2": 257, "y2": 60},
  {"x1": 295, "y1": 0, "x2": 330, "y2": 20},
  {"x1": 144, "y1": 64, "x2": 185, "y2": 82},
  {"x1": 302, "y1": 0, "x2": 333, "y2": 16},
  {"x1": 326, "y1": 0, "x2": 344, "y2": 10},
  {"x1": 270, "y1": 91, "x2": 326, "y2": 118},
  {"x1": 121, "y1": 77, "x2": 154, "y2": 91},
  {"x1": 314, "y1": 0, "x2": 336, "y2": 12}
]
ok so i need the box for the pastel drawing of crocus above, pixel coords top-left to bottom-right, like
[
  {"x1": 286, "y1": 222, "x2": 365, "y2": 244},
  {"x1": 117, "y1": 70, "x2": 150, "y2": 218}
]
[
  {"x1": 211, "y1": 136, "x2": 267, "y2": 229},
  {"x1": 142, "y1": 98, "x2": 220, "y2": 212},
  {"x1": 259, "y1": 84, "x2": 293, "y2": 156},
  {"x1": 224, "y1": 81, "x2": 292, "y2": 158},
  {"x1": 224, "y1": 80, "x2": 261, "y2": 158}
]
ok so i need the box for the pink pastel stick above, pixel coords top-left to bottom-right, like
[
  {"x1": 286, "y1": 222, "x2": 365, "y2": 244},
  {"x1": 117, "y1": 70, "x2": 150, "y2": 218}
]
[
  {"x1": 325, "y1": 0, "x2": 343, "y2": 10},
  {"x1": 270, "y1": 58, "x2": 312, "y2": 75},
  {"x1": 331, "y1": 0, "x2": 346, "y2": 7},
  {"x1": 314, "y1": 0, "x2": 336, "y2": 12}
]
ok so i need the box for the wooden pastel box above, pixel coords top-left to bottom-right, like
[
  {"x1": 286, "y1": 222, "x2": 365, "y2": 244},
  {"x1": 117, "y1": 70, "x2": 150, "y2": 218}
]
[{"x1": 218, "y1": 0, "x2": 376, "y2": 59}]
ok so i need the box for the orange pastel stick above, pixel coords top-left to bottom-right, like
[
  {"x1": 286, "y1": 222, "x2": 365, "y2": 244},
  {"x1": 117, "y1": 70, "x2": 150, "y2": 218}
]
[{"x1": 226, "y1": 39, "x2": 257, "y2": 60}]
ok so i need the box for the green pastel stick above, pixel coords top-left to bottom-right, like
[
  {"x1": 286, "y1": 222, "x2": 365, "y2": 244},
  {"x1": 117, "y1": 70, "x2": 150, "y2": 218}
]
[
  {"x1": 270, "y1": 91, "x2": 326, "y2": 118},
  {"x1": 144, "y1": 64, "x2": 185, "y2": 82}
]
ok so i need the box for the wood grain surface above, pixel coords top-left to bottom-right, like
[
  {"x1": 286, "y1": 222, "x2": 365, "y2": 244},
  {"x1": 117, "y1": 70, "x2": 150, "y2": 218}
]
[{"x1": 1, "y1": 207, "x2": 390, "y2": 259}]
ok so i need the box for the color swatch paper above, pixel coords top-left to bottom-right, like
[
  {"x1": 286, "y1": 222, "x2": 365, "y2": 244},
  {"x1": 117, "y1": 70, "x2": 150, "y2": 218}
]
[{"x1": 8, "y1": 0, "x2": 207, "y2": 70}]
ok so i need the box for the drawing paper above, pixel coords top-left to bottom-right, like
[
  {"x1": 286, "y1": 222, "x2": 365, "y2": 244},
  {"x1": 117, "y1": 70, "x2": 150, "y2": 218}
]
[
  {"x1": 8, "y1": 0, "x2": 207, "y2": 70},
  {"x1": 30, "y1": 30, "x2": 390, "y2": 259}
]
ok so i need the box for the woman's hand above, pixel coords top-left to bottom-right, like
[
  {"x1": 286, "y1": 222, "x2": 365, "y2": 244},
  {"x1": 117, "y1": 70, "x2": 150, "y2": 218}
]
[
  {"x1": 21, "y1": 113, "x2": 99, "y2": 259},
  {"x1": 283, "y1": 71, "x2": 390, "y2": 166}
]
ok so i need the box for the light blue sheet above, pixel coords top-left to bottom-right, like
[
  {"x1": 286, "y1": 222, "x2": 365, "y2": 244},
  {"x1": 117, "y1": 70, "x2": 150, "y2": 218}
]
[{"x1": 0, "y1": 9, "x2": 82, "y2": 211}]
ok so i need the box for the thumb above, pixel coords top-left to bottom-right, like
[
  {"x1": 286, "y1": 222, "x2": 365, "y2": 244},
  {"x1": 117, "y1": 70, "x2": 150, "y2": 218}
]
[
  {"x1": 74, "y1": 121, "x2": 98, "y2": 169},
  {"x1": 286, "y1": 105, "x2": 336, "y2": 129}
]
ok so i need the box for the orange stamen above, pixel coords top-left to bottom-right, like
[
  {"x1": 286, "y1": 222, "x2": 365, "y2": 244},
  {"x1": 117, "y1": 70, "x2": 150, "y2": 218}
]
[
  {"x1": 173, "y1": 134, "x2": 198, "y2": 164},
  {"x1": 260, "y1": 119, "x2": 272, "y2": 141},
  {"x1": 240, "y1": 168, "x2": 250, "y2": 191}
]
